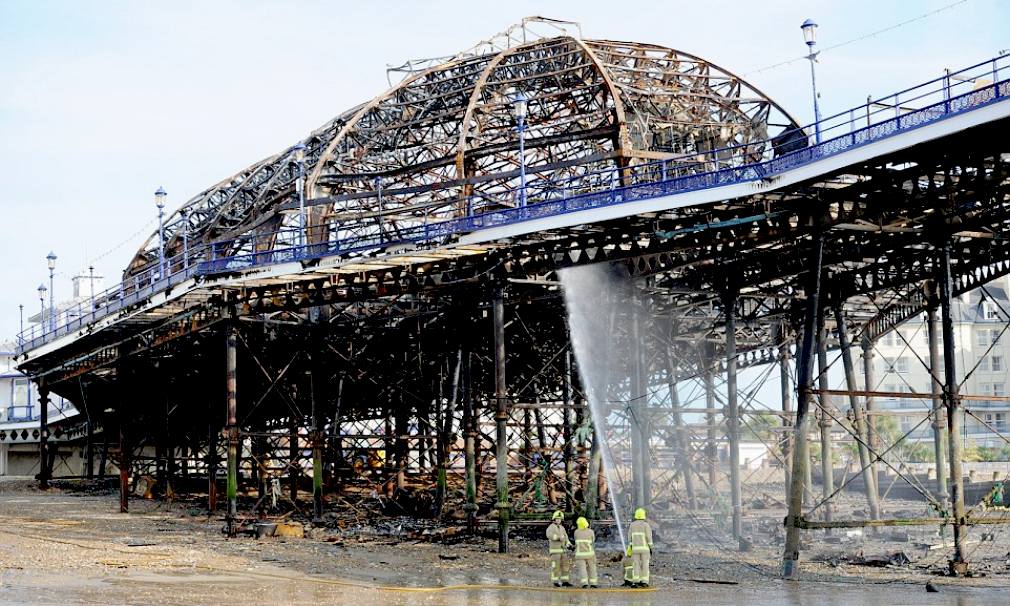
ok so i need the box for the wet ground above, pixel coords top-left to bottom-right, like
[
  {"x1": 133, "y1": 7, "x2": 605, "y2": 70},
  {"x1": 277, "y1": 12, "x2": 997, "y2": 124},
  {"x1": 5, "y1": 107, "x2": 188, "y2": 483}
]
[{"x1": 0, "y1": 482, "x2": 1006, "y2": 605}]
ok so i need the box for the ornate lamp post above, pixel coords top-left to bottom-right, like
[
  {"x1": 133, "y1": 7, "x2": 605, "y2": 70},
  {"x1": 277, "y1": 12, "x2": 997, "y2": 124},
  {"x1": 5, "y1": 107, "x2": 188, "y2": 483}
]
[
  {"x1": 801, "y1": 19, "x2": 823, "y2": 143},
  {"x1": 46, "y1": 251, "x2": 57, "y2": 331},
  {"x1": 155, "y1": 186, "x2": 167, "y2": 277},
  {"x1": 37, "y1": 283, "x2": 47, "y2": 335}
]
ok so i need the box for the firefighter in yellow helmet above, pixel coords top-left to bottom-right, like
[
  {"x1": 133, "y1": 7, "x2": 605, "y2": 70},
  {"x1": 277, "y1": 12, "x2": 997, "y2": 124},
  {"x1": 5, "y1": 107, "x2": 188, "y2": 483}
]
[
  {"x1": 572, "y1": 516, "x2": 598, "y2": 588},
  {"x1": 546, "y1": 510, "x2": 572, "y2": 587},
  {"x1": 629, "y1": 507, "x2": 654, "y2": 587},
  {"x1": 621, "y1": 544, "x2": 635, "y2": 586}
]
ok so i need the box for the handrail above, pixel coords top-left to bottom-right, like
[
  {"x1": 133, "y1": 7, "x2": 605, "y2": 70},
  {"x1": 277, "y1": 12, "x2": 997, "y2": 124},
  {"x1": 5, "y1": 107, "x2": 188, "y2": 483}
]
[{"x1": 16, "y1": 53, "x2": 1010, "y2": 355}]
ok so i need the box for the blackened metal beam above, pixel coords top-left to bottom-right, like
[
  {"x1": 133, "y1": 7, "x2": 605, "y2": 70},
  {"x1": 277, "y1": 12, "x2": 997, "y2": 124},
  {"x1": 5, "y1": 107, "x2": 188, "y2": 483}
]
[
  {"x1": 225, "y1": 325, "x2": 239, "y2": 536},
  {"x1": 493, "y1": 287, "x2": 510, "y2": 553},
  {"x1": 782, "y1": 231, "x2": 824, "y2": 579},
  {"x1": 724, "y1": 289, "x2": 742, "y2": 541},
  {"x1": 938, "y1": 239, "x2": 969, "y2": 576},
  {"x1": 926, "y1": 300, "x2": 950, "y2": 511},
  {"x1": 38, "y1": 381, "x2": 50, "y2": 490}
]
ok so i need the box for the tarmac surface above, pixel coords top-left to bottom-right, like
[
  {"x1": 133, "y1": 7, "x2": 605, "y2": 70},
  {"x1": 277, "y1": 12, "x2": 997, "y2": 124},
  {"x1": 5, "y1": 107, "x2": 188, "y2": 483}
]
[{"x1": 0, "y1": 481, "x2": 1006, "y2": 605}]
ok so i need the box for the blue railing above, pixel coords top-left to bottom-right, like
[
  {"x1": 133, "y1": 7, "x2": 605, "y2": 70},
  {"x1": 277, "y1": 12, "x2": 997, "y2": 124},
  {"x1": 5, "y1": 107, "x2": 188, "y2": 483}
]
[{"x1": 16, "y1": 53, "x2": 1010, "y2": 355}]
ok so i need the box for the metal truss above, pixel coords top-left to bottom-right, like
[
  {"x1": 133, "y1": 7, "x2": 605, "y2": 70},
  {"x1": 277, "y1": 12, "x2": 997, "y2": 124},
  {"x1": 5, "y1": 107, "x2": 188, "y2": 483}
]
[{"x1": 125, "y1": 19, "x2": 798, "y2": 277}]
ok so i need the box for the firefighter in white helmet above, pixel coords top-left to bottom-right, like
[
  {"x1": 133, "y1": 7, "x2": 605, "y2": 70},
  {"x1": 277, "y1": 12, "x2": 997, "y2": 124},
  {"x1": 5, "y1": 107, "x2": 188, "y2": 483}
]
[
  {"x1": 628, "y1": 507, "x2": 654, "y2": 587},
  {"x1": 546, "y1": 510, "x2": 572, "y2": 587}
]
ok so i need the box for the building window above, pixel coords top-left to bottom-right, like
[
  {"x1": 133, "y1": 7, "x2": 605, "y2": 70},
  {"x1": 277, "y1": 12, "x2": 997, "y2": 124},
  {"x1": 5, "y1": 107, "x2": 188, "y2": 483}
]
[
  {"x1": 894, "y1": 357, "x2": 910, "y2": 374},
  {"x1": 13, "y1": 378, "x2": 28, "y2": 406},
  {"x1": 993, "y1": 355, "x2": 1004, "y2": 372},
  {"x1": 977, "y1": 328, "x2": 1001, "y2": 347},
  {"x1": 900, "y1": 416, "x2": 912, "y2": 433},
  {"x1": 980, "y1": 382, "x2": 1005, "y2": 407},
  {"x1": 984, "y1": 413, "x2": 1007, "y2": 431},
  {"x1": 984, "y1": 302, "x2": 1001, "y2": 321}
]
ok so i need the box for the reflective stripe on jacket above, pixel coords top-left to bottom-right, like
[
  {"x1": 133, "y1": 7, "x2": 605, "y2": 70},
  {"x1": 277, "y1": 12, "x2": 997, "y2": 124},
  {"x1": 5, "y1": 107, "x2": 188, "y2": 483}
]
[{"x1": 629, "y1": 520, "x2": 653, "y2": 553}]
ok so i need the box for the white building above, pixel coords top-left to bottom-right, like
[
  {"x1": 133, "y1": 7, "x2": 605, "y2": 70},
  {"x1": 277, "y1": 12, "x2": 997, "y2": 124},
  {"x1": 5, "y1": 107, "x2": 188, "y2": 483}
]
[
  {"x1": 0, "y1": 345, "x2": 77, "y2": 475},
  {"x1": 0, "y1": 269, "x2": 100, "y2": 475},
  {"x1": 867, "y1": 276, "x2": 1010, "y2": 447}
]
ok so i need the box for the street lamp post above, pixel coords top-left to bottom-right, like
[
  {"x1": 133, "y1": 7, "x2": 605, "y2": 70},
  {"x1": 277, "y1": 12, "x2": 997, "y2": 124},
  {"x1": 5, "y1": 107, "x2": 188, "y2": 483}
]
[
  {"x1": 513, "y1": 92, "x2": 528, "y2": 207},
  {"x1": 801, "y1": 19, "x2": 823, "y2": 144},
  {"x1": 46, "y1": 251, "x2": 56, "y2": 332},
  {"x1": 293, "y1": 143, "x2": 307, "y2": 247},
  {"x1": 37, "y1": 283, "x2": 47, "y2": 336},
  {"x1": 18, "y1": 304, "x2": 24, "y2": 346},
  {"x1": 155, "y1": 186, "x2": 167, "y2": 278}
]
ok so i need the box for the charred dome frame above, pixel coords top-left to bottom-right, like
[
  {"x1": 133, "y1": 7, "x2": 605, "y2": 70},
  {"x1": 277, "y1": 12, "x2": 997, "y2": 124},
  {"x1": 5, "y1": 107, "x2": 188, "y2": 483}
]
[{"x1": 126, "y1": 23, "x2": 798, "y2": 276}]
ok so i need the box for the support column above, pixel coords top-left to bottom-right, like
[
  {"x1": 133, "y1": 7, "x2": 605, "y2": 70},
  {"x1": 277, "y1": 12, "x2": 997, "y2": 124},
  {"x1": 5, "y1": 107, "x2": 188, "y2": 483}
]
[
  {"x1": 724, "y1": 291, "x2": 742, "y2": 540},
  {"x1": 435, "y1": 349, "x2": 462, "y2": 516},
  {"x1": 155, "y1": 384, "x2": 168, "y2": 497},
  {"x1": 585, "y1": 412, "x2": 602, "y2": 520},
  {"x1": 631, "y1": 294, "x2": 651, "y2": 509},
  {"x1": 310, "y1": 352, "x2": 325, "y2": 524},
  {"x1": 331, "y1": 375, "x2": 345, "y2": 485},
  {"x1": 207, "y1": 419, "x2": 219, "y2": 512},
  {"x1": 926, "y1": 301, "x2": 950, "y2": 511},
  {"x1": 38, "y1": 383, "x2": 50, "y2": 490},
  {"x1": 85, "y1": 417, "x2": 95, "y2": 479},
  {"x1": 782, "y1": 232, "x2": 824, "y2": 578},
  {"x1": 394, "y1": 397, "x2": 409, "y2": 492},
  {"x1": 463, "y1": 353, "x2": 477, "y2": 533},
  {"x1": 861, "y1": 335, "x2": 880, "y2": 500},
  {"x1": 562, "y1": 348, "x2": 576, "y2": 511},
  {"x1": 225, "y1": 325, "x2": 239, "y2": 536},
  {"x1": 165, "y1": 394, "x2": 175, "y2": 499},
  {"x1": 492, "y1": 287, "x2": 510, "y2": 553},
  {"x1": 289, "y1": 416, "x2": 298, "y2": 503},
  {"x1": 119, "y1": 415, "x2": 129, "y2": 513},
  {"x1": 816, "y1": 312, "x2": 834, "y2": 527},
  {"x1": 938, "y1": 239, "x2": 969, "y2": 576},
  {"x1": 778, "y1": 323, "x2": 793, "y2": 499},
  {"x1": 666, "y1": 348, "x2": 696, "y2": 510},
  {"x1": 834, "y1": 305, "x2": 880, "y2": 522}
]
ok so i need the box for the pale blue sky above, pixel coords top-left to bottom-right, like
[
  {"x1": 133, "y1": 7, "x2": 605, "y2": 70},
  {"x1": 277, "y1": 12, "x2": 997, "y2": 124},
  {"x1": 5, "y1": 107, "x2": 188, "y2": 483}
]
[{"x1": 0, "y1": 0, "x2": 1007, "y2": 340}]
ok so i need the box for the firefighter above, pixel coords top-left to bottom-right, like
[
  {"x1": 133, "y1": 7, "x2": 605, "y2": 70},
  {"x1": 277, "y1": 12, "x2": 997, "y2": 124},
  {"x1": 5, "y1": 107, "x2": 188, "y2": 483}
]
[
  {"x1": 572, "y1": 516, "x2": 598, "y2": 588},
  {"x1": 629, "y1": 507, "x2": 654, "y2": 587},
  {"x1": 546, "y1": 510, "x2": 571, "y2": 587},
  {"x1": 621, "y1": 544, "x2": 636, "y2": 586}
]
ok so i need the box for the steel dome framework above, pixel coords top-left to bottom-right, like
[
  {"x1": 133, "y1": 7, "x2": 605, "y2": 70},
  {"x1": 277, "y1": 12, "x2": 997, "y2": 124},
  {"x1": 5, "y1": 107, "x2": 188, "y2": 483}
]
[{"x1": 127, "y1": 21, "x2": 798, "y2": 276}]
